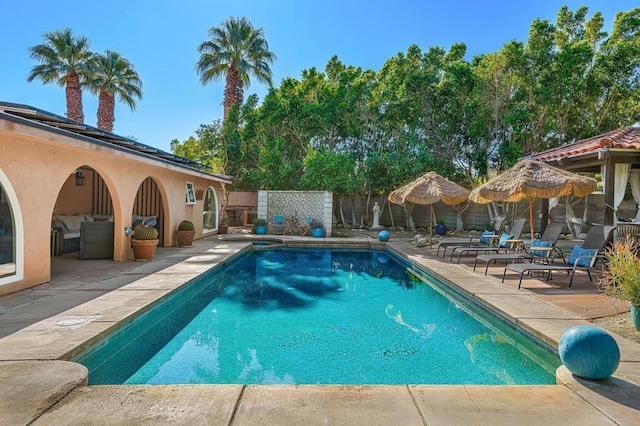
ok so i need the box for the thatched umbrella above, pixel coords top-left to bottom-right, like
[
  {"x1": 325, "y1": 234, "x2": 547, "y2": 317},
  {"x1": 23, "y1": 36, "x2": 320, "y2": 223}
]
[
  {"x1": 469, "y1": 160, "x2": 598, "y2": 239},
  {"x1": 389, "y1": 171, "x2": 470, "y2": 242}
]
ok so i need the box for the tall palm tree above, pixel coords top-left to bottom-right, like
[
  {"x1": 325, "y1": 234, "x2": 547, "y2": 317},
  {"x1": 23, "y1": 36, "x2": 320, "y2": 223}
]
[
  {"x1": 87, "y1": 50, "x2": 143, "y2": 132},
  {"x1": 27, "y1": 28, "x2": 92, "y2": 123},
  {"x1": 195, "y1": 17, "x2": 276, "y2": 119}
]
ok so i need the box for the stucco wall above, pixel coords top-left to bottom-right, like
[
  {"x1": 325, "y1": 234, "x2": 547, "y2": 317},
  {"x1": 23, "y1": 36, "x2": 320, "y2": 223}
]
[{"x1": 0, "y1": 118, "x2": 227, "y2": 296}]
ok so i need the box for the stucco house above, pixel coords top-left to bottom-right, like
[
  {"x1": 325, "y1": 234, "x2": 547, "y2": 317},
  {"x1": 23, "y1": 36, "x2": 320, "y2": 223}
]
[{"x1": 0, "y1": 101, "x2": 232, "y2": 296}]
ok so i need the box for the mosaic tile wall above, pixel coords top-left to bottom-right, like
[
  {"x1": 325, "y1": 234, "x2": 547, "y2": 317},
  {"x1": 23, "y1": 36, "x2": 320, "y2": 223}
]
[{"x1": 258, "y1": 190, "x2": 332, "y2": 235}]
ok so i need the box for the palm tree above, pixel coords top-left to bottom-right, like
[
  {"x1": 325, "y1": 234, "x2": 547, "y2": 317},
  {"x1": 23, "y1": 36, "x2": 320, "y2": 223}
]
[
  {"x1": 27, "y1": 28, "x2": 93, "y2": 123},
  {"x1": 195, "y1": 17, "x2": 276, "y2": 119},
  {"x1": 87, "y1": 50, "x2": 143, "y2": 132}
]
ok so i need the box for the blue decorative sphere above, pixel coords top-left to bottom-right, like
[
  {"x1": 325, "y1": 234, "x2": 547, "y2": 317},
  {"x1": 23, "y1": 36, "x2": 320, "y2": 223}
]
[
  {"x1": 559, "y1": 325, "x2": 620, "y2": 380},
  {"x1": 378, "y1": 230, "x2": 390, "y2": 242}
]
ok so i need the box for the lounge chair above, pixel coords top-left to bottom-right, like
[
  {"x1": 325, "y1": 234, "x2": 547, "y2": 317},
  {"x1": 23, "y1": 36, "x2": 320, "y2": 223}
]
[
  {"x1": 473, "y1": 222, "x2": 565, "y2": 275},
  {"x1": 451, "y1": 218, "x2": 527, "y2": 264},
  {"x1": 437, "y1": 216, "x2": 506, "y2": 258},
  {"x1": 502, "y1": 225, "x2": 616, "y2": 289}
]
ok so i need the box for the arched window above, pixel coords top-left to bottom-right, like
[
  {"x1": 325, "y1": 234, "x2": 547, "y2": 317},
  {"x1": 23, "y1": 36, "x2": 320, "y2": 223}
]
[
  {"x1": 203, "y1": 187, "x2": 218, "y2": 232},
  {"x1": 0, "y1": 170, "x2": 23, "y2": 284}
]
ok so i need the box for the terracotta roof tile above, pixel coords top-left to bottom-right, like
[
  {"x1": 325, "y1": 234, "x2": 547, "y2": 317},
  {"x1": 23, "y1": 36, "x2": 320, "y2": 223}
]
[{"x1": 525, "y1": 127, "x2": 640, "y2": 162}]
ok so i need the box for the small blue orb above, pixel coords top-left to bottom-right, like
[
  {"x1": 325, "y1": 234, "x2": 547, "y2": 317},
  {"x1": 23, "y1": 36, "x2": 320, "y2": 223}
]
[
  {"x1": 559, "y1": 325, "x2": 620, "y2": 380},
  {"x1": 378, "y1": 230, "x2": 390, "y2": 242}
]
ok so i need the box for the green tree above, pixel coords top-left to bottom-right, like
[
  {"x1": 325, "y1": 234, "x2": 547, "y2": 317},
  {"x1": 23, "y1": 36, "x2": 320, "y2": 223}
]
[
  {"x1": 196, "y1": 17, "x2": 276, "y2": 120},
  {"x1": 300, "y1": 148, "x2": 360, "y2": 224},
  {"x1": 170, "y1": 121, "x2": 225, "y2": 173},
  {"x1": 88, "y1": 50, "x2": 143, "y2": 132},
  {"x1": 588, "y1": 8, "x2": 640, "y2": 132},
  {"x1": 27, "y1": 28, "x2": 93, "y2": 122}
]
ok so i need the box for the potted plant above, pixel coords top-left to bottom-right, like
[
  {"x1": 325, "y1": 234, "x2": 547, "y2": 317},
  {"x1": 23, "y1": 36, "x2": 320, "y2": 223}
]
[
  {"x1": 131, "y1": 224, "x2": 159, "y2": 261},
  {"x1": 599, "y1": 238, "x2": 640, "y2": 331},
  {"x1": 176, "y1": 220, "x2": 195, "y2": 247},
  {"x1": 310, "y1": 218, "x2": 324, "y2": 238},
  {"x1": 254, "y1": 218, "x2": 267, "y2": 235},
  {"x1": 435, "y1": 219, "x2": 447, "y2": 236}
]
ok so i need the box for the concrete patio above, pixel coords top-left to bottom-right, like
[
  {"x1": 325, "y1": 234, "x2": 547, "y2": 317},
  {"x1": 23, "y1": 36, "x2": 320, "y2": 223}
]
[{"x1": 0, "y1": 231, "x2": 638, "y2": 425}]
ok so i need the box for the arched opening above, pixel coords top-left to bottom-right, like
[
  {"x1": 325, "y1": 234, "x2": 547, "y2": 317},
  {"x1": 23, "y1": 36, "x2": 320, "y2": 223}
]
[
  {"x1": 132, "y1": 177, "x2": 165, "y2": 246},
  {"x1": 0, "y1": 169, "x2": 23, "y2": 285},
  {"x1": 51, "y1": 166, "x2": 115, "y2": 260},
  {"x1": 203, "y1": 186, "x2": 218, "y2": 232}
]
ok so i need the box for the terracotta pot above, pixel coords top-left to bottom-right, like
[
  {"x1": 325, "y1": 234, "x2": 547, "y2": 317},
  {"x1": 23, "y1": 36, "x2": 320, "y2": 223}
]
[
  {"x1": 131, "y1": 239, "x2": 159, "y2": 261},
  {"x1": 176, "y1": 230, "x2": 196, "y2": 247}
]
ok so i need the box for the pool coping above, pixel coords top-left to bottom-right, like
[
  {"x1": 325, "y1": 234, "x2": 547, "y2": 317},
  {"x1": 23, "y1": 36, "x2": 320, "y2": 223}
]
[{"x1": 1, "y1": 236, "x2": 639, "y2": 424}]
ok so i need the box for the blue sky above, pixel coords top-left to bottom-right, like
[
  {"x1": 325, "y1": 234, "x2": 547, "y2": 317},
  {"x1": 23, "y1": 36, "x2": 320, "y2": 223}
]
[{"x1": 2, "y1": 1, "x2": 637, "y2": 153}]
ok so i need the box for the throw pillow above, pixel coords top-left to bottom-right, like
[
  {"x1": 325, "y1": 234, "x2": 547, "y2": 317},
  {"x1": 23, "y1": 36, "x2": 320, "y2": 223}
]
[
  {"x1": 143, "y1": 217, "x2": 157, "y2": 227},
  {"x1": 479, "y1": 230, "x2": 494, "y2": 244},
  {"x1": 567, "y1": 245, "x2": 598, "y2": 267},
  {"x1": 499, "y1": 233, "x2": 514, "y2": 248},
  {"x1": 530, "y1": 239, "x2": 553, "y2": 257},
  {"x1": 52, "y1": 219, "x2": 68, "y2": 232}
]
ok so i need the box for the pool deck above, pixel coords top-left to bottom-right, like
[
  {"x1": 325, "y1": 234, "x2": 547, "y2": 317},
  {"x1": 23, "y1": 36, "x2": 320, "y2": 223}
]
[{"x1": 0, "y1": 232, "x2": 639, "y2": 425}]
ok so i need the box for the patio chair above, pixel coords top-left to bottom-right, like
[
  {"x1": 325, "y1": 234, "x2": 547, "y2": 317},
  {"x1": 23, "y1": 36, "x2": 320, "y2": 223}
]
[
  {"x1": 270, "y1": 215, "x2": 285, "y2": 234},
  {"x1": 570, "y1": 217, "x2": 591, "y2": 240},
  {"x1": 473, "y1": 222, "x2": 565, "y2": 275},
  {"x1": 299, "y1": 216, "x2": 312, "y2": 236},
  {"x1": 437, "y1": 216, "x2": 506, "y2": 258},
  {"x1": 502, "y1": 225, "x2": 616, "y2": 289},
  {"x1": 451, "y1": 218, "x2": 527, "y2": 264}
]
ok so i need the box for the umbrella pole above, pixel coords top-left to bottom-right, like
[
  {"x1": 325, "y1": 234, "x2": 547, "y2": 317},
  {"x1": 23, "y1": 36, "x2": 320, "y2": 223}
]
[
  {"x1": 429, "y1": 204, "x2": 434, "y2": 246},
  {"x1": 528, "y1": 197, "x2": 535, "y2": 240}
]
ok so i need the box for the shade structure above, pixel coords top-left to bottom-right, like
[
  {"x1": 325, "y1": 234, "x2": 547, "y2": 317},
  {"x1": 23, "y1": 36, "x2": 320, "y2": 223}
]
[
  {"x1": 389, "y1": 171, "x2": 470, "y2": 242},
  {"x1": 469, "y1": 160, "x2": 598, "y2": 238}
]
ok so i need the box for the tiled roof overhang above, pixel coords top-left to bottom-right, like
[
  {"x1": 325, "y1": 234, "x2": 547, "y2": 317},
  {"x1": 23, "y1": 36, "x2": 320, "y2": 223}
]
[
  {"x1": 523, "y1": 127, "x2": 640, "y2": 171},
  {"x1": 0, "y1": 101, "x2": 233, "y2": 184}
]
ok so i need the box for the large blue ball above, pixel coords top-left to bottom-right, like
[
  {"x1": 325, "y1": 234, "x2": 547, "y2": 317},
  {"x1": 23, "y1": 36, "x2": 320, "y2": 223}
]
[
  {"x1": 559, "y1": 325, "x2": 620, "y2": 380},
  {"x1": 378, "y1": 230, "x2": 390, "y2": 242}
]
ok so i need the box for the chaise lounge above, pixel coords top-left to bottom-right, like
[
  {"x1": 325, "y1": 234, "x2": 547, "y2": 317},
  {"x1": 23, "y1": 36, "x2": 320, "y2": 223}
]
[
  {"x1": 450, "y1": 218, "x2": 527, "y2": 264},
  {"x1": 437, "y1": 216, "x2": 506, "y2": 258},
  {"x1": 501, "y1": 225, "x2": 616, "y2": 289},
  {"x1": 473, "y1": 222, "x2": 565, "y2": 275}
]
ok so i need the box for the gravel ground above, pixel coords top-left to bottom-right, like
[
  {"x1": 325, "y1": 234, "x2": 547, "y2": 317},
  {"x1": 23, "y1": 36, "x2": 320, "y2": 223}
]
[{"x1": 591, "y1": 313, "x2": 640, "y2": 344}]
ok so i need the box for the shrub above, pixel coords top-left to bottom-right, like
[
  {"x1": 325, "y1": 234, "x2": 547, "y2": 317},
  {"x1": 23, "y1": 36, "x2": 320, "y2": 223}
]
[
  {"x1": 599, "y1": 239, "x2": 640, "y2": 307},
  {"x1": 310, "y1": 218, "x2": 323, "y2": 228},
  {"x1": 253, "y1": 218, "x2": 268, "y2": 227}
]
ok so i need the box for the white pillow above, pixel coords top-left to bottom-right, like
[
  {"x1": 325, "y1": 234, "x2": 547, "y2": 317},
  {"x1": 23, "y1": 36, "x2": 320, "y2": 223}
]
[
  {"x1": 93, "y1": 214, "x2": 114, "y2": 222},
  {"x1": 56, "y1": 215, "x2": 84, "y2": 232}
]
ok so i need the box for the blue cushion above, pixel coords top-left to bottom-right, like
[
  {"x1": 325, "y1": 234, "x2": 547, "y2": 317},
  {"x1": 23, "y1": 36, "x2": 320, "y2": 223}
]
[
  {"x1": 499, "y1": 233, "x2": 514, "y2": 248},
  {"x1": 530, "y1": 239, "x2": 552, "y2": 257},
  {"x1": 479, "y1": 230, "x2": 494, "y2": 244},
  {"x1": 567, "y1": 245, "x2": 598, "y2": 267}
]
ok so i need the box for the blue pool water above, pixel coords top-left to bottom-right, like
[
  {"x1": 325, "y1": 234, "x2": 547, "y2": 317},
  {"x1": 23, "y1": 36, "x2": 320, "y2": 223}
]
[{"x1": 76, "y1": 248, "x2": 560, "y2": 385}]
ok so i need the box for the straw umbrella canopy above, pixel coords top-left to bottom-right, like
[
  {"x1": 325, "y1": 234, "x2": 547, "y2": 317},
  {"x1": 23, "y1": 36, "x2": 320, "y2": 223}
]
[
  {"x1": 469, "y1": 160, "x2": 598, "y2": 239},
  {"x1": 389, "y1": 171, "x2": 470, "y2": 241}
]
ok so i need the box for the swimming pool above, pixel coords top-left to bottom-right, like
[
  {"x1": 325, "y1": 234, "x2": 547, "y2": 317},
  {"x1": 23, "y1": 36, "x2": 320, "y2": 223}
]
[{"x1": 75, "y1": 248, "x2": 560, "y2": 385}]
